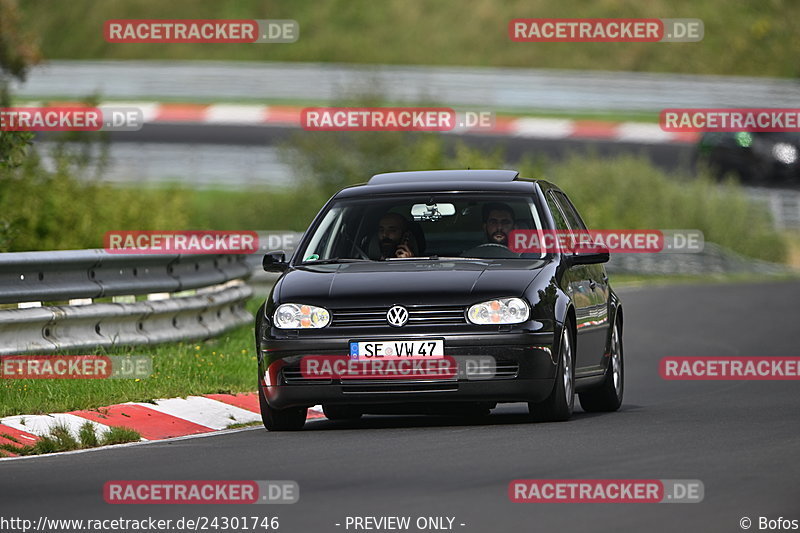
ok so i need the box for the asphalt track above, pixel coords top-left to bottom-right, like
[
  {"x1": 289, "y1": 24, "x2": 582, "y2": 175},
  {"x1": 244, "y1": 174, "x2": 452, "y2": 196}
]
[
  {"x1": 2, "y1": 281, "x2": 799, "y2": 533},
  {"x1": 105, "y1": 123, "x2": 698, "y2": 172},
  {"x1": 37, "y1": 123, "x2": 697, "y2": 175}
]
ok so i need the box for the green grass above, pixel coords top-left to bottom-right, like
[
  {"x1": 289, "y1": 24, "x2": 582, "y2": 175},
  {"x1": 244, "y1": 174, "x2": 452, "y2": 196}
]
[
  {"x1": 78, "y1": 420, "x2": 99, "y2": 447},
  {"x1": 0, "y1": 300, "x2": 262, "y2": 418},
  {"x1": 611, "y1": 271, "x2": 800, "y2": 288},
  {"x1": 101, "y1": 425, "x2": 143, "y2": 446},
  {"x1": 16, "y1": 0, "x2": 800, "y2": 77},
  {"x1": 226, "y1": 421, "x2": 262, "y2": 430},
  {"x1": 0, "y1": 421, "x2": 142, "y2": 456}
]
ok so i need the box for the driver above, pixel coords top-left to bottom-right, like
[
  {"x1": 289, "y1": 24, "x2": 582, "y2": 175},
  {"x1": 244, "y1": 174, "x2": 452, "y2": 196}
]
[
  {"x1": 482, "y1": 202, "x2": 516, "y2": 247},
  {"x1": 377, "y1": 212, "x2": 415, "y2": 259}
]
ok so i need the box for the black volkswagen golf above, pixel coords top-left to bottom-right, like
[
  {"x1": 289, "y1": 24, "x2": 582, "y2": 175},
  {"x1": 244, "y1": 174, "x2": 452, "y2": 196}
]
[{"x1": 256, "y1": 170, "x2": 624, "y2": 430}]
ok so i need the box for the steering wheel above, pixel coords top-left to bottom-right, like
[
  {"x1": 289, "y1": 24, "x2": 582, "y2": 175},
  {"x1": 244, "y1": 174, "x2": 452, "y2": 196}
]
[
  {"x1": 340, "y1": 231, "x2": 370, "y2": 260},
  {"x1": 460, "y1": 243, "x2": 520, "y2": 259}
]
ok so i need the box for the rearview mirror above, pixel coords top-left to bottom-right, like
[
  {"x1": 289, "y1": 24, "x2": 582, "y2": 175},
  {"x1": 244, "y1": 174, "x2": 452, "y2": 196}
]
[
  {"x1": 262, "y1": 251, "x2": 288, "y2": 272},
  {"x1": 411, "y1": 203, "x2": 456, "y2": 221}
]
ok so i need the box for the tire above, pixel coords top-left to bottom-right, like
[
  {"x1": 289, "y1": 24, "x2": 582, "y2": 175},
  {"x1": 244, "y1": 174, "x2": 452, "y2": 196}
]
[
  {"x1": 258, "y1": 383, "x2": 307, "y2": 431},
  {"x1": 528, "y1": 321, "x2": 574, "y2": 422},
  {"x1": 322, "y1": 404, "x2": 363, "y2": 420},
  {"x1": 579, "y1": 318, "x2": 624, "y2": 413}
]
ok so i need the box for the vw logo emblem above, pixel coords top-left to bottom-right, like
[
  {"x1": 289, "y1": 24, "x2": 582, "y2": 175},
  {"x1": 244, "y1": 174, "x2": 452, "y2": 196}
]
[{"x1": 386, "y1": 305, "x2": 409, "y2": 327}]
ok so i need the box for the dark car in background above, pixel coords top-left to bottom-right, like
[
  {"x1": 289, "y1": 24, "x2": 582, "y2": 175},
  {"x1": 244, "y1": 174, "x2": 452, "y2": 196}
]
[
  {"x1": 695, "y1": 131, "x2": 800, "y2": 183},
  {"x1": 255, "y1": 170, "x2": 624, "y2": 430}
]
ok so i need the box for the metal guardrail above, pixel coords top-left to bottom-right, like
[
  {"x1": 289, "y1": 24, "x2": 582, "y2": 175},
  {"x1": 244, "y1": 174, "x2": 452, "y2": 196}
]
[
  {"x1": 13, "y1": 60, "x2": 800, "y2": 112},
  {"x1": 605, "y1": 242, "x2": 791, "y2": 276},
  {"x1": 744, "y1": 187, "x2": 800, "y2": 230},
  {"x1": 0, "y1": 250, "x2": 254, "y2": 355}
]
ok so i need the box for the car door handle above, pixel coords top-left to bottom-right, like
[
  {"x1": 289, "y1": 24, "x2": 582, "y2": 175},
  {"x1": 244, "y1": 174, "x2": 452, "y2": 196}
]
[
  {"x1": 602, "y1": 275, "x2": 609, "y2": 283},
  {"x1": 589, "y1": 280, "x2": 597, "y2": 290}
]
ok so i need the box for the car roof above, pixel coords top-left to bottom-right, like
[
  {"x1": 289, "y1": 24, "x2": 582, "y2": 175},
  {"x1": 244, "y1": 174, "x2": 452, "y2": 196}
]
[
  {"x1": 334, "y1": 169, "x2": 548, "y2": 198},
  {"x1": 369, "y1": 169, "x2": 519, "y2": 184}
]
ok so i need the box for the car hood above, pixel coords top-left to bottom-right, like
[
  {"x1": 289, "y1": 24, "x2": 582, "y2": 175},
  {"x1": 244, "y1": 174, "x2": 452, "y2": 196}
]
[{"x1": 275, "y1": 260, "x2": 547, "y2": 307}]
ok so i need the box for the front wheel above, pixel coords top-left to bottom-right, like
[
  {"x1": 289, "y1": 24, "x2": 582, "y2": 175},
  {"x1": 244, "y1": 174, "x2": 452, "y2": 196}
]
[
  {"x1": 528, "y1": 322, "x2": 574, "y2": 422},
  {"x1": 578, "y1": 318, "x2": 624, "y2": 412},
  {"x1": 258, "y1": 383, "x2": 307, "y2": 431}
]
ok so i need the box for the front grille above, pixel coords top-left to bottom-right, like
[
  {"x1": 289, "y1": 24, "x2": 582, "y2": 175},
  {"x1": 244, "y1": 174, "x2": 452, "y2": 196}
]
[
  {"x1": 282, "y1": 367, "x2": 333, "y2": 385},
  {"x1": 464, "y1": 359, "x2": 519, "y2": 379},
  {"x1": 331, "y1": 305, "x2": 466, "y2": 328},
  {"x1": 280, "y1": 358, "x2": 519, "y2": 385},
  {"x1": 342, "y1": 381, "x2": 459, "y2": 394},
  {"x1": 493, "y1": 360, "x2": 520, "y2": 379}
]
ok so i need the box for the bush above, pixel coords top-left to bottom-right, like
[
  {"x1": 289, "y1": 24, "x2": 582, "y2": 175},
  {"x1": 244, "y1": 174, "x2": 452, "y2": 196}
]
[
  {"x1": 535, "y1": 153, "x2": 786, "y2": 263},
  {"x1": 0, "y1": 144, "x2": 190, "y2": 252},
  {"x1": 281, "y1": 131, "x2": 787, "y2": 263},
  {"x1": 184, "y1": 187, "x2": 324, "y2": 233}
]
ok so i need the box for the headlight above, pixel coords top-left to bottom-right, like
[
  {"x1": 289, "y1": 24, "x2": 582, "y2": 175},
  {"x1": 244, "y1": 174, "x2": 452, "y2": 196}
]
[
  {"x1": 772, "y1": 143, "x2": 798, "y2": 164},
  {"x1": 274, "y1": 303, "x2": 331, "y2": 329},
  {"x1": 467, "y1": 298, "x2": 530, "y2": 325}
]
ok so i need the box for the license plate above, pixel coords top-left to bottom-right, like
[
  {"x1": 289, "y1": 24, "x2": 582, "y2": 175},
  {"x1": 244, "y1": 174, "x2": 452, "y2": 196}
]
[{"x1": 349, "y1": 339, "x2": 445, "y2": 360}]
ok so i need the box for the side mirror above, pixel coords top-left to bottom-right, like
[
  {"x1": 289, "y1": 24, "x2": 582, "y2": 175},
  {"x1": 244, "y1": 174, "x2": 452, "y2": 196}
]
[
  {"x1": 573, "y1": 251, "x2": 610, "y2": 265},
  {"x1": 564, "y1": 247, "x2": 610, "y2": 266},
  {"x1": 262, "y1": 251, "x2": 288, "y2": 273}
]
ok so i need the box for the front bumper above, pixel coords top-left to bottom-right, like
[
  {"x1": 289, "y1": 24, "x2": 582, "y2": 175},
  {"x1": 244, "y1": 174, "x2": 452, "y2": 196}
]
[{"x1": 259, "y1": 332, "x2": 558, "y2": 409}]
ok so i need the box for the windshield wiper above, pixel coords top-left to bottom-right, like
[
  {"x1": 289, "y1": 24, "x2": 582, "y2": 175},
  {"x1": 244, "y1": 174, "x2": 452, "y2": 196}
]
[
  {"x1": 302, "y1": 258, "x2": 371, "y2": 265},
  {"x1": 385, "y1": 255, "x2": 440, "y2": 261}
]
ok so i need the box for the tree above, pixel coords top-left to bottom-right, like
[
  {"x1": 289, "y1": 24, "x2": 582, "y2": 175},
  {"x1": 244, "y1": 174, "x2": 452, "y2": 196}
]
[{"x1": 0, "y1": 0, "x2": 41, "y2": 166}]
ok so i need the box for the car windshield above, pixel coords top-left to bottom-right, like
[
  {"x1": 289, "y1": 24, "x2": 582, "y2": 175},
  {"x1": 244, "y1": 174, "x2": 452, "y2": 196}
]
[{"x1": 297, "y1": 194, "x2": 547, "y2": 263}]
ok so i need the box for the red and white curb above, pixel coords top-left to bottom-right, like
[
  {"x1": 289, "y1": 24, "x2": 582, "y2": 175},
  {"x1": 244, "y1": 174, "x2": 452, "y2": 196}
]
[
  {"x1": 0, "y1": 394, "x2": 325, "y2": 458},
  {"x1": 29, "y1": 101, "x2": 699, "y2": 145}
]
